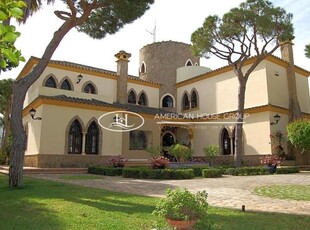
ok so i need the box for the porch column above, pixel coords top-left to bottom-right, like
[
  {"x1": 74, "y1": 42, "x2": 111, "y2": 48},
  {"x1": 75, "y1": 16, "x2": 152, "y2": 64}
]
[{"x1": 81, "y1": 132, "x2": 87, "y2": 155}]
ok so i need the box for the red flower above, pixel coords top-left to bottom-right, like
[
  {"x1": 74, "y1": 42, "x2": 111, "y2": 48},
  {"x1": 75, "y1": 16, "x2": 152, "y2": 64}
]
[
  {"x1": 150, "y1": 156, "x2": 170, "y2": 169},
  {"x1": 260, "y1": 155, "x2": 283, "y2": 166}
]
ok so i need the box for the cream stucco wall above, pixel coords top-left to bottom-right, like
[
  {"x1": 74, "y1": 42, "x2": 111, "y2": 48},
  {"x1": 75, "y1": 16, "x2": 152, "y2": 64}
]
[
  {"x1": 191, "y1": 111, "x2": 272, "y2": 157},
  {"x1": 266, "y1": 61, "x2": 310, "y2": 113},
  {"x1": 24, "y1": 108, "x2": 42, "y2": 155},
  {"x1": 177, "y1": 61, "x2": 269, "y2": 115},
  {"x1": 122, "y1": 116, "x2": 161, "y2": 160},
  {"x1": 127, "y1": 82, "x2": 159, "y2": 107},
  {"x1": 176, "y1": 66, "x2": 211, "y2": 83},
  {"x1": 37, "y1": 104, "x2": 123, "y2": 156},
  {"x1": 24, "y1": 65, "x2": 118, "y2": 107}
]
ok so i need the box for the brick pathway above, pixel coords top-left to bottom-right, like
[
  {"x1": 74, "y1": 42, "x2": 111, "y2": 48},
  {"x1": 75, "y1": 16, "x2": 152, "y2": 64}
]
[{"x1": 29, "y1": 172, "x2": 310, "y2": 216}]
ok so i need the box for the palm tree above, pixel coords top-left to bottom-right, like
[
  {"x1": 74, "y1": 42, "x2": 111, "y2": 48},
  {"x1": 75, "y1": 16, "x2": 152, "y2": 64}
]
[{"x1": 20, "y1": 0, "x2": 55, "y2": 23}]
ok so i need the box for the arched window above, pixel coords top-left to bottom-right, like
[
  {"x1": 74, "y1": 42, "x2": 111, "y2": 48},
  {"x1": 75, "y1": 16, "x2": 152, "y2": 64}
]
[
  {"x1": 162, "y1": 95, "x2": 174, "y2": 107},
  {"x1": 128, "y1": 90, "x2": 137, "y2": 104},
  {"x1": 68, "y1": 120, "x2": 82, "y2": 154},
  {"x1": 185, "y1": 59, "x2": 193, "y2": 66},
  {"x1": 222, "y1": 128, "x2": 231, "y2": 155},
  {"x1": 44, "y1": 76, "x2": 57, "y2": 88},
  {"x1": 182, "y1": 93, "x2": 190, "y2": 110},
  {"x1": 191, "y1": 90, "x2": 198, "y2": 108},
  {"x1": 220, "y1": 127, "x2": 235, "y2": 155},
  {"x1": 140, "y1": 62, "x2": 146, "y2": 74},
  {"x1": 138, "y1": 92, "x2": 147, "y2": 106},
  {"x1": 61, "y1": 79, "x2": 72, "y2": 90},
  {"x1": 83, "y1": 83, "x2": 96, "y2": 94},
  {"x1": 85, "y1": 121, "x2": 99, "y2": 154}
]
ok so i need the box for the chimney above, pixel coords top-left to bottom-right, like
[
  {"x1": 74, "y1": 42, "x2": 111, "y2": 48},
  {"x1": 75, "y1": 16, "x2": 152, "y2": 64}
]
[
  {"x1": 280, "y1": 40, "x2": 302, "y2": 121},
  {"x1": 115, "y1": 50, "x2": 131, "y2": 104},
  {"x1": 280, "y1": 40, "x2": 295, "y2": 65}
]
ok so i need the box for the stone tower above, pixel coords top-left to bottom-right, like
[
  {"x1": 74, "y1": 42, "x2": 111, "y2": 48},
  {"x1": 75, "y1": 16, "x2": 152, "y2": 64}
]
[{"x1": 139, "y1": 41, "x2": 200, "y2": 111}]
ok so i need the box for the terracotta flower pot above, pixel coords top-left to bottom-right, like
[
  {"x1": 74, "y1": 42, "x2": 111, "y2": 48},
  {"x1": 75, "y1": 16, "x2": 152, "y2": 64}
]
[{"x1": 166, "y1": 219, "x2": 197, "y2": 230}]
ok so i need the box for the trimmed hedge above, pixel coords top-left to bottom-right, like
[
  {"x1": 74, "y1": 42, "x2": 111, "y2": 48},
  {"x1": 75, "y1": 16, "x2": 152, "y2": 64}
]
[
  {"x1": 88, "y1": 166, "x2": 123, "y2": 176},
  {"x1": 276, "y1": 166, "x2": 300, "y2": 174},
  {"x1": 202, "y1": 168, "x2": 222, "y2": 178},
  {"x1": 122, "y1": 168, "x2": 195, "y2": 180},
  {"x1": 88, "y1": 165, "x2": 300, "y2": 178},
  {"x1": 224, "y1": 167, "x2": 269, "y2": 176}
]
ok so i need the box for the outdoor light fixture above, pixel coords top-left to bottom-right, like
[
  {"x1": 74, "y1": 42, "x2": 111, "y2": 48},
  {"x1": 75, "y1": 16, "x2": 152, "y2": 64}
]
[
  {"x1": 77, "y1": 74, "x2": 83, "y2": 84},
  {"x1": 29, "y1": 108, "x2": 42, "y2": 120},
  {"x1": 270, "y1": 114, "x2": 280, "y2": 125}
]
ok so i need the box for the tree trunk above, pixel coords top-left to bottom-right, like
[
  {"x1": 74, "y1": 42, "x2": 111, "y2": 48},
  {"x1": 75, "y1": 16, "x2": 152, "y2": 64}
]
[
  {"x1": 234, "y1": 79, "x2": 246, "y2": 167},
  {"x1": 8, "y1": 23, "x2": 76, "y2": 188},
  {"x1": 285, "y1": 44, "x2": 302, "y2": 160},
  {"x1": 1, "y1": 96, "x2": 12, "y2": 164},
  {"x1": 9, "y1": 82, "x2": 27, "y2": 187}
]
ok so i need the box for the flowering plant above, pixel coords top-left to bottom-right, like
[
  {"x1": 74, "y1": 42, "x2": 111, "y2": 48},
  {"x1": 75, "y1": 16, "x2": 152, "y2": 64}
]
[
  {"x1": 150, "y1": 156, "x2": 170, "y2": 169},
  {"x1": 260, "y1": 155, "x2": 283, "y2": 166},
  {"x1": 107, "y1": 154, "x2": 127, "y2": 167}
]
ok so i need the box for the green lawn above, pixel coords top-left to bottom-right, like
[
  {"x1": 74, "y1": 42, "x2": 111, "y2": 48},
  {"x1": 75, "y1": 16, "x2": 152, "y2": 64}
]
[
  {"x1": 0, "y1": 174, "x2": 309, "y2": 230},
  {"x1": 253, "y1": 185, "x2": 310, "y2": 201}
]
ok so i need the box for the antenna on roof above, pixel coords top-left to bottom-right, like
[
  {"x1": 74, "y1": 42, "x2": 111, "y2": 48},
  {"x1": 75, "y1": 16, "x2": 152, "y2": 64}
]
[{"x1": 145, "y1": 21, "x2": 156, "y2": 43}]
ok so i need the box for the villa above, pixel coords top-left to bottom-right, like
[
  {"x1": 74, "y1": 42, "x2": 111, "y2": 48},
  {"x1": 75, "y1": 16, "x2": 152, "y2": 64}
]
[{"x1": 19, "y1": 41, "x2": 310, "y2": 168}]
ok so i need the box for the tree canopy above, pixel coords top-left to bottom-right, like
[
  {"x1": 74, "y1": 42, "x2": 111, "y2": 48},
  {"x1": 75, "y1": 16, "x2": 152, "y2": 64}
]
[
  {"x1": 287, "y1": 119, "x2": 310, "y2": 153},
  {"x1": 191, "y1": 0, "x2": 294, "y2": 64},
  {"x1": 191, "y1": 0, "x2": 295, "y2": 166},
  {"x1": 0, "y1": 0, "x2": 26, "y2": 72},
  {"x1": 305, "y1": 43, "x2": 310, "y2": 59},
  {"x1": 63, "y1": 0, "x2": 154, "y2": 39}
]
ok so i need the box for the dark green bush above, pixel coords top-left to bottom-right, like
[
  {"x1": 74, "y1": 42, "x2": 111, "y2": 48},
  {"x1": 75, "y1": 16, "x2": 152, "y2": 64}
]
[
  {"x1": 191, "y1": 166, "x2": 211, "y2": 177},
  {"x1": 224, "y1": 167, "x2": 269, "y2": 176},
  {"x1": 202, "y1": 168, "x2": 222, "y2": 178},
  {"x1": 122, "y1": 168, "x2": 194, "y2": 179},
  {"x1": 88, "y1": 166, "x2": 123, "y2": 176},
  {"x1": 122, "y1": 168, "x2": 141, "y2": 178},
  {"x1": 276, "y1": 166, "x2": 300, "y2": 174}
]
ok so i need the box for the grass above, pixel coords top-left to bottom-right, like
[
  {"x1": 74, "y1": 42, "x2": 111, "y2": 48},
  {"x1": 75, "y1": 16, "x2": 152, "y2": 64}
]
[
  {"x1": 0, "y1": 174, "x2": 310, "y2": 230},
  {"x1": 59, "y1": 174, "x2": 104, "y2": 180},
  {"x1": 253, "y1": 185, "x2": 310, "y2": 201}
]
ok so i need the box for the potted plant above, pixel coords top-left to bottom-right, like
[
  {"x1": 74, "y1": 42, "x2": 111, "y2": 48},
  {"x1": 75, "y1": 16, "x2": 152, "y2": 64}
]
[
  {"x1": 203, "y1": 145, "x2": 219, "y2": 166},
  {"x1": 153, "y1": 188, "x2": 210, "y2": 230}
]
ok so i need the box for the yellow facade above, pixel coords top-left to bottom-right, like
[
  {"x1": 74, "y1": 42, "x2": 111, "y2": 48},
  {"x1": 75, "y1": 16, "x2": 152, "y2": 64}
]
[{"x1": 21, "y1": 42, "x2": 310, "y2": 167}]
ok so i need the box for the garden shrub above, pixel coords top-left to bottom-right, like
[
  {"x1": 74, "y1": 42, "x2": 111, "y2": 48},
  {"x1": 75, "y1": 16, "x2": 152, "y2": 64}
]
[
  {"x1": 150, "y1": 156, "x2": 170, "y2": 169},
  {"x1": 122, "y1": 168, "x2": 141, "y2": 178},
  {"x1": 276, "y1": 167, "x2": 300, "y2": 174},
  {"x1": 88, "y1": 166, "x2": 123, "y2": 176},
  {"x1": 106, "y1": 155, "x2": 127, "y2": 167},
  {"x1": 287, "y1": 119, "x2": 310, "y2": 152},
  {"x1": 224, "y1": 167, "x2": 269, "y2": 176},
  {"x1": 202, "y1": 168, "x2": 222, "y2": 178},
  {"x1": 192, "y1": 166, "x2": 211, "y2": 177},
  {"x1": 122, "y1": 168, "x2": 194, "y2": 179}
]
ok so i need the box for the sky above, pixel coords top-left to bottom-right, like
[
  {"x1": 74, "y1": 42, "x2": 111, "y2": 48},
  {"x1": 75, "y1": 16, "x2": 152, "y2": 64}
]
[{"x1": 1, "y1": 0, "x2": 310, "y2": 80}]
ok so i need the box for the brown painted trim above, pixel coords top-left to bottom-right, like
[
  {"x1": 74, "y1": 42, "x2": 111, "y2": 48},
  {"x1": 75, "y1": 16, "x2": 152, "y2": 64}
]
[{"x1": 127, "y1": 78, "x2": 161, "y2": 88}]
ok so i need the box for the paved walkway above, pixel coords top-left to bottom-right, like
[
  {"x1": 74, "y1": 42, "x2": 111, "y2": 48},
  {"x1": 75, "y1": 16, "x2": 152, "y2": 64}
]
[{"x1": 29, "y1": 172, "x2": 310, "y2": 216}]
